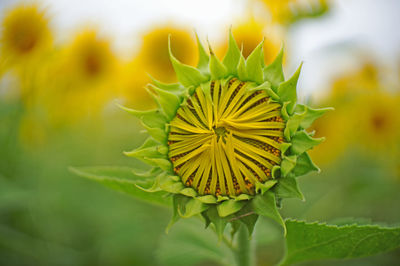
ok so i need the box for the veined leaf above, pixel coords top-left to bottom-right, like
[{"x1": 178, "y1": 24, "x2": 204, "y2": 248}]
[
  {"x1": 281, "y1": 220, "x2": 400, "y2": 265},
  {"x1": 69, "y1": 166, "x2": 170, "y2": 207}
]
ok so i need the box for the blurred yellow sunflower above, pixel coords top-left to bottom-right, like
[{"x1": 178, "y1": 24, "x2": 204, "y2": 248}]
[
  {"x1": 41, "y1": 29, "x2": 117, "y2": 125},
  {"x1": 352, "y1": 92, "x2": 400, "y2": 154},
  {"x1": 136, "y1": 25, "x2": 197, "y2": 82},
  {"x1": 308, "y1": 105, "x2": 351, "y2": 165},
  {"x1": 0, "y1": 4, "x2": 52, "y2": 66},
  {"x1": 116, "y1": 60, "x2": 156, "y2": 110},
  {"x1": 217, "y1": 18, "x2": 282, "y2": 65},
  {"x1": 261, "y1": 0, "x2": 329, "y2": 25},
  {"x1": 331, "y1": 62, "x2": 380, "y2": 100}
]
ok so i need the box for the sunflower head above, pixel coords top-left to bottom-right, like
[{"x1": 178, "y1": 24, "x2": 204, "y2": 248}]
[
  {"x1": 1, "y1": 4, "x2": 52, "y2": 62},
  {"x1": 123, "y1": 31, "x2": 330, "y2": 237}
]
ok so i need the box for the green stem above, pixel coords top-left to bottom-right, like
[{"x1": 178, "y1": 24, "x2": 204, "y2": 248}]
[{"x1": 234, "y1": 225, "x2": 255, "y2": 266}]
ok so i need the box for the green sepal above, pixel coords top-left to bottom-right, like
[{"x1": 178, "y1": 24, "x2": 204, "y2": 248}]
[
  {"x1": 169, "y1": 36, "x2": 209, "y2": 88},
  {"x1": 284, "y1": 112, "x2": 306, "y2": 140},
  {"x1": 209, "y1": 46, "x2": 227, "y2": 80},
  {"x1": 280, "y1": 142, "x2": 291, "y2": 155},
  {"x1": 149, "y1": 75, "x2": 185, "y2": 94},
  {"x1": 281, "y1": 155, "x2": 297, "y2": 177},
  {"x1": 263, "y1": 45, "x2": 284, "y2": 89},
  {"x1": 135, "y1": 173, "x2": 162, "y2": 192},
  {"x1": 230, "y1": 220, "x2": 241, "y2": 239},
  {"x1": 290, "y1": 131, "x2": 325, "y2": 155},
  {"x1": 131, "y1": 167, "x2": 162, "y2": 179},
  {"x1": 145, "y1": 158, "x2": 172, "y2": 172},
  {"x1": 160, "y1": 177, "x2": 184, "y2": 193},
  {"x1": 178, "y1": 198, "x2": 209, "y2": 218},
  {"x1": 274, "y1": 174, "x2": 304, "y2": 200},
  {"x1": 124, "y1": 138, "x2": 166, "y2": 162},
  {"x1": 147, "y1": 84, "x2": 181, "y2": 120},
  {"x1": 271, "y1": 166, "x2": 281, "y2": 179},
  {"x1": 251, "y1": 191, "x2": 286, "y2": 235},
  {"x1": 280, "y1": 102, "x2": 290, "y2": 121},
  {"x1": 222, "y1": 29, "x2": 241, "y2": 75},
  {"x1": 206, "y1": 206, "x2": 229, "y2": 240},
  {"x1": 234, "y1": 203, "x2": 259, "y2": 236},
  {"x1": 255, "y1": 180, "x2": 277, "y2": 194},
  {"x1": 217, "y1": 195, "x2": 230, "y2": 202},
  {"x1": 277, "y1": 63, "x2": 302, "y2": 114},
  {"x1": 264, "y1": 86, "x2": 280, "y2": 101},
  {"x1": 166, "y1": 194, "x2": 187, "y2": 233},
  {"x1": 195, "y1": 32, "x2": 210, "y2": 72},
  {"x1": 197, "y1": 195, "x2": 217, "y2": 204},
  {"x1": 117, "y1": 104, "x2": 167, "y2": 129},
  {"x1": 237, "y1": 53, "x2": 247, "y2": 81},
  {"x1": 295, "y1": 104, "x2": 334, "y2": 129},
  {"x1": 179, "y1": 187, "x2": 198, "y2": 197},
  {"x1": 141, "y1": 122, "x2": 167, "y2": 144},
  {"x1": 201, "y1": 210, "x2": 211, "y2": 228},
  {"x1": 246, "y1": 40, "x2": 264, "y2": 84},
  {"x1": 292, "y1": 152, "x2": 320, "y2": 176},
  {"x1": 217, "y1": 199, "x2": 246, "y2": 217},
  {"x1": 234, "y1": 194, "x2": 251, "y2": 201}
]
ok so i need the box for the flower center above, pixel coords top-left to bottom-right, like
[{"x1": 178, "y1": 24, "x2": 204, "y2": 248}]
[{"x1": 168, "y1": 78, "x2": 285, "y2": 197}]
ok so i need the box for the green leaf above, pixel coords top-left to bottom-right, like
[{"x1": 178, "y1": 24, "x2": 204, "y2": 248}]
[
  {"x1": 251, "y1": 191, "x2": 286, "y2": 234},
  {"x1": 148, "y1": 84, "x2": 181, "y2": 120},
  {"x1": 195, "y1": 32, "x2": 209, "y2": 72},
  {"x1": 255, "y1": 180, "x2": 277, "y2": 194},
  {"x1": 292, "y1": 152, "x2": 319, "y2": 176},
  {"x1": 169, "y1": 36, "x2": 209, "y2": 88},
  {"x1": 246, "y1": 40, "x2": 264, "y2": 84},
  {"x1": 217, "y1": 199, "x2": 246, "y2": 217},
  {"x1": 263, "y1": 45, "x2": 284, "y2": 89},
  {"x1": 277, "y1": 63, "x2": 302, "y2": 114},
  {"x1": 222, "y1": 29, "x2": 241, "y2": 75},
  {"x1": 282, "y1": 220, "x2": 400, "y2": 265},
  {"x1": 145, "y1": 158, "x2": 172, "y2": 172},
  {"x1": 273, "y1": 175, "x2": 304, "y2": 200},
  {"x1": 295, "y1": 104, "x2": 334, "y2": 129},
  {"x1": 117, "y1": 104, "x2": 167, "y2": 129},
  {"x1": 209, "y1": 47, "x2": 227, "y2": 80},
  {"x1": 69, "y1": 166, "x2": 170, "y2": 207},
  {"x1": 290, "y1": 131, "x2": 325, "y2": 155}
]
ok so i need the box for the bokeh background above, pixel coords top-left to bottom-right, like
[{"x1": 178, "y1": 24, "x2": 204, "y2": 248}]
[{"x1": 1, "y1": 0, "x2": 400, "y2": 265}]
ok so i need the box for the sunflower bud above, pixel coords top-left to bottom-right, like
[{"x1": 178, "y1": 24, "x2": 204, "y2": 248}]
[{"x1": 123, "y1": 30, "x2": 330, "y2": 237}]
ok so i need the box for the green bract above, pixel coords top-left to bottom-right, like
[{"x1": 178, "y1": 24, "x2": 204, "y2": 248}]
[{"x1": 122, "y1": 31, "x2": 330, "y2": 238}]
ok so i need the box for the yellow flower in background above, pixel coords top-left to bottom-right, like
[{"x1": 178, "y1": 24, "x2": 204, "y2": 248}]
[
  {"x1": 117, "y1": 60, "x2": 156, "y2": 110},
  {"x1": 40, "y1": 29, "x2": 118, "y2": 126},
  {"x1": 0, "y1": 4, "x2": 52, "y2": 66},
  {"x1": 308, "y1": 105, "x2": 350, "y2": 165},
  {"x1": 331, "y1": 63, "x2": 380, "y2": 100},
  {"x1": 63, "y1": 29, "x2": 115, "y2": 85},
  {"x1": 261, "y1": 0, "x2": 329, "y2": 25},
  {"x1": 217, "y1": 18, "x2": 282, "y2": 65},
  {"x1": 136, "y1": 25, "x2": 197, "y2": 82},
  {"x1": 352, "y1": 92, "x2": 400, "y2": 154}
]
